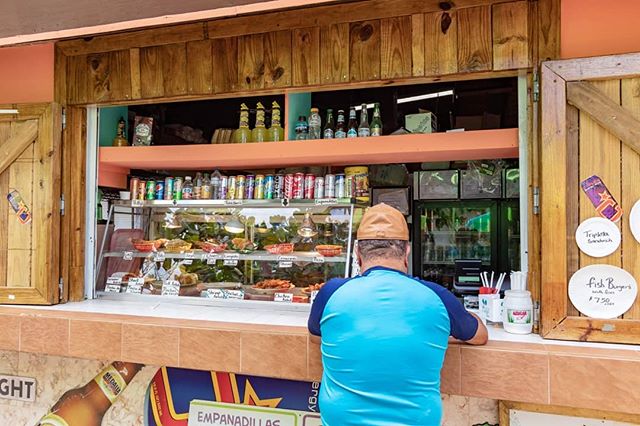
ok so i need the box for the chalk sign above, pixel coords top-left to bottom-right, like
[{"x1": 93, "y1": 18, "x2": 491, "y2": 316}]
[
  {"x1": 568, "y1": 264, "x2": 638, "y2": 319},
  {"x1": 188, "y1": 400, "x2": 321, "y2": 426},
  {"x1": 575, "y1": 217, "x2": 620, "y2": 258},
  {"x1": 630, "y1": 200, "x2": 640, "y2": 244}
]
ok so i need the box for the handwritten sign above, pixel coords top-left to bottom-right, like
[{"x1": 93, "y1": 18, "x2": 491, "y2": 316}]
[
  {"x1": 223, "y1": 253, "x2": 239, "y2": 267},
  {"x1": 154, "y1": 251, "x2": 166, "y2": 262},
  {"x1": 205, "y1": 289, "x2": 245, "y2": 300},
  {"x1": 188, "y1": 400, "x2": 320, "y2": 426},
  {"x1": 277, "y1": 255, "x2": 295, "y2": 269},
  {"x1": 224, "y1": 199, "x2": 243, "y2": 206},
  {"x1": 206, "y1": 253, "x2": 220, "y2": 265},
  {"x1": 126, "y1": 277, "x2": 144, "y2": 294},
  {"x1": 122, "y1": 251, "x2": 134, "y2": 261},
  {"x1": 161, "y1": 280, "x2": 181, "y2": 296},
  {"x1": 183, "y1": 251, "x2": 195, "y2": 265},
  {"x1": 312, "y1": 256, "x2": 325, "y2": 264},
  {"x1": 568, "y1": 264, "x2": 638, "y2": 319},
  {"x1": 575, "y1": 217, "x2": 621, "y2": 258},
  {"x1": 274, "y1": 292, "x2": 293, "y2": 303},
  {"x1": 315, "y1": 198, "x2": 338, "y2": 206},
  {"x1": 105, "y1": 277, "x2": 122, "y2": 293},
  {"x1": 131, "y1": 199, "x2": 145, "y2": 207}
]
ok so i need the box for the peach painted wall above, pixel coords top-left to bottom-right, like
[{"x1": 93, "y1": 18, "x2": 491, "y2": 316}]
[
  {"x1": 0, "y1": 43, "x2": 54, "y2": 103},
  {"x1": 562, "y1": 0, "x2": 640, "y2": 58}
]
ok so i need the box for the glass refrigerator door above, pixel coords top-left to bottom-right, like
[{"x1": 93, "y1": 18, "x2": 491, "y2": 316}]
[{"x1": 417, "y1": 201, "x2": 497, "y2": 287}]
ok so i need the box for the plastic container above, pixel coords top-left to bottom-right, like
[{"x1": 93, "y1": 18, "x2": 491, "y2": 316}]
[
  {"x1": 344, "y1": 166, "x2": 369, "y2": 202},
  {"x1": 502, "y1": 290, "x2": 533, "y2": 334}
]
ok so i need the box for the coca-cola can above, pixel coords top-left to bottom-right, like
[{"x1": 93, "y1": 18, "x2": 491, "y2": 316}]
[
  {"x1": 274, "y1": 174, "x2": 285, "y2": 199},
  {"x1": 293, "y1": 173, "x2": 305, "y2": 199},
  {"x1": 325, "y1": 174, "x2": 336, "y2": 198},
  {"x1": 284, "y1": 174, "x2": 294, "y2": 199},
  {"x1": 335, "y1": 174, "x2": 346, "y2": 198},
  {"x1": 219, "y1": 176, "x2": 228, "y2": 200},
  {"x1": 314, "y1": 177, "x2": 325, "y2": 199},
  {"x1": 304, "y1": 174, "x2": 316, "y2": 199}
]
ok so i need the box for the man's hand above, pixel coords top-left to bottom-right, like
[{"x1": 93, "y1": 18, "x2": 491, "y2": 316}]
[{"x1": 464, "y1": 312, "x2": 488, "y2": 345}]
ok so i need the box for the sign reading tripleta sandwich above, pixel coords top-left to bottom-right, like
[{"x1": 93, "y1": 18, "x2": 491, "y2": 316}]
[{"x1": 188, "y1": 400, "x2": 321, "y2": 426}]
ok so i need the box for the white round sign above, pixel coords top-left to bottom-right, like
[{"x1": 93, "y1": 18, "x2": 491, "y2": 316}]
[
  {"x1": 569, "y1": 264, "x2": 638, "y2": 319},
  {"x1": 574, "y1": 217, "x2": 621, "y2": 258},
  {"x1": 630, "y1": 200, "x2": 640, "y2": 244}
]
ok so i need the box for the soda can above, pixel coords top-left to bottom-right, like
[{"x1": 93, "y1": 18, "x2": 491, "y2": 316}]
[
  {"x1": 219, "y1": 176, "x2": 228, "y2": 200},
  {"x1": 245, "y1": 175, "x2": 255, "y2": 200},
  {"x1": 145, "y1": 180, "x2": 156, "y2": 200},
  {"x1": 264, "y1": 175, "x2": 275, "y2": 199},
  {"x1": 274, "y1": 174, "x2": 285, "y2": 199},
  {"x1": 130, "y1": 178, "x2": 140, "y2": 200},
  {"x1": 227, "y1": 176, "x2": 236, "y2": 200},
  {"x1": 255, "y1": 175, "x2": 265, "y2": 200},
  {"x1": 236, "y1": 175, "x2": 246, "y2": 200},
  {"x1": 304, "y1": 174, "x2": 316, "y2": 199},
  {"x1": 293, "y1": 173, "x2": 305, "y2": 199},
  {"x1": 173, "y1": 177, "x2": 183, "y2": 200},
  {"x1": 155, "y1": 181, "x2": 165, "y2": 200},
  {"x1": 335, "y1": 174, "x2": 346, "y2": 198},
  {"x1": 325, "y1": 174, "x2": 336, "y2": 198},
  {"x1": 314, "y1": 177, "x2": 325, "y2": 199},
  {"x1": 137, "y1": 181, "x2": 146, "y2": 200},
  {"x1": 164, "y1": 177, "x2": 174, "y2": 200},
  {"x1": 284, "y1": 174, "x2": 294, "y2": 199},
  {"x1": 345, "y1": 175, "x2": 354, "y2": 198}
]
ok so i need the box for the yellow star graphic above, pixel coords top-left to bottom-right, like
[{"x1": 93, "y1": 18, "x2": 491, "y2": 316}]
[{"x1": 243, "y1": 379, "x2": 283, "y2": 408}]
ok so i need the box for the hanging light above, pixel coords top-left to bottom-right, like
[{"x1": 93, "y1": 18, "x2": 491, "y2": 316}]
[
  {"x1": 224, "y1": 216, "x2": 245, "y2": 234},
  {"x1": 297, "y1": 212, "x2": 318, "y2": 238}
]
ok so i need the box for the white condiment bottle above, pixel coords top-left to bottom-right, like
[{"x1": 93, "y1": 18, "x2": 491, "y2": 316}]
[{"x1": 502, "y1": 290, "x2": 533, "y2": 334}]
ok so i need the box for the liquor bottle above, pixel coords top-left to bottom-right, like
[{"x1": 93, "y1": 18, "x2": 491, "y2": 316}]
[
  {"x1": 347, "y1": 107, "x2": 358, "y2": 138},
  {"x1": 252, "y1": 102, "x2": 268, "y2": 143},
  {"x1": 308, "y1": 108, "x2": 322, "y2": 140},
  {"x1": 233, "y1": 103, "x2": 251, "y2": 143},
  {"x1": 323, "y1": 109, "x2": 335, "y2": 139},
  {"x1": 267, "y1": 101, "x2": 285, "y2": 142},
  {"x1": 295, "y1": 116, "x2": 309, "y2": 140},
  {"x1": 335, "y1": 109, "x2": 347, "y2": 138},
  {"x1": 112, "y1": 117, "x2": 129, "y2": 147},
  {"x1": 370, "y1": 103, "x2": 382, "y2": 136},
  {"x1": 358, "y1": 103, "x2": 370, "y2": 137},
  {"x1": 39, "y1": 362, "x2": 142, "y2": 426}
]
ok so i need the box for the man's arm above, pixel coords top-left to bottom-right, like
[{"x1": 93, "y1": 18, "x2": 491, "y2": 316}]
[{"x1": 463, "y1": 312, "x2": 488, "y2": 345}]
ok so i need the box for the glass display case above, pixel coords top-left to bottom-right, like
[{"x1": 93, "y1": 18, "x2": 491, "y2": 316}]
[{"x1": 95, "y1": 199, "x2": 362, "y2": 304}]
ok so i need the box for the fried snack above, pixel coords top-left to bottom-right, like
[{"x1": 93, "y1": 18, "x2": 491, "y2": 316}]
[
  {"x1": 253, "y1": 279, "x2": 294, "y2": 290},
  {"x1": 303, "y1": 282, "x2": 325, "y2": 294}
]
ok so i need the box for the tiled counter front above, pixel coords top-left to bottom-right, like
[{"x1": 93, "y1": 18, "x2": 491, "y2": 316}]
[{"x1": 2, "y1": 308, "x2": 640, "y2": 415}]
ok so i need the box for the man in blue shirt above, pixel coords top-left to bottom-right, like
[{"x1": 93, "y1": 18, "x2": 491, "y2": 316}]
[{"x1": 308, "y1": 203, "x2": 488, "y2": 425}]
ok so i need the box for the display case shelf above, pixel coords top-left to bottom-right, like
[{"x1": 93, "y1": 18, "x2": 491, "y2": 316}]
[
  {"x1": 103, "y1": 250, "x2": 347, "y2": 263},
  {"x1": 112, "y1": 198, "x2": 358, "y2": 208}
]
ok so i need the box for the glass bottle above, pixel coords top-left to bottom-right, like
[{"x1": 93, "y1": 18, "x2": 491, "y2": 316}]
[
  {"x1": 335, "y1": 109, "x2": 347, "y2": 138},
  {"x1": 182, "y1": 176, "x2": 194, "y2": 200},
  {"x1": 358, "y1": 103, "x2": 370, "y2": 137},
  {"x1": 201, "y1": 173, "x2": 212, "y2": 199},
  {"x1": 112, "y1": 117, "x2": 129, "y2": 146},
  {"x1": 308, "y1": 108, "x2": 322, "y2": 140},
  {"x1": 347, "y1": 107, "x2": 358, "y2": 138},
  {"x1": 295, "y1": 116, "x2": 309, "y2": 140},
  {"x1": 193, "y1": 172, "x2": 203, "y2": 200},
  {"x1": 267, "y1": 101, "x2": 285, "y2": 142},
  {"x1": 252, "y1": 102, "x2": 267, "y2": 142},
  {"x1": 323, "y1": 109, "x2": 335, "y2": 139},
  {"x1": 370, "y1": 103, "x2": 382, "y2": 137},
  {"x1": 233, "y1": 103, "x2": 251, "y2": 143}
]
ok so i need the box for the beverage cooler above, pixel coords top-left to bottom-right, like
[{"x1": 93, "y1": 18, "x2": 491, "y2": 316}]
[{"x1": 412, "y1": 167, "x2": 520, "y2": 295}]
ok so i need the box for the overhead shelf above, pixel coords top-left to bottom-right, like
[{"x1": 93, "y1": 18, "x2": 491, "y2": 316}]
[{"x1": 99, "y1": 129, "x2": 519, "y2": 172}]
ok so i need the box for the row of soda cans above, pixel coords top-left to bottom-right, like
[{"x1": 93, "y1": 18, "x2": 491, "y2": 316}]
[{"x1": 130, "y1": 173, "x2": 355, "y2": 201}]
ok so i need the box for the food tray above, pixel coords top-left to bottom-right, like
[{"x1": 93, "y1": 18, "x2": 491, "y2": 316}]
[
  {"x1": 315, "y1": 245, "x2": 342, "y2": 257},
  {"x1": 197, "y1": 241, "x2": 227, "y2": 253},
  {"x1": 245, "y1": 283, "x2": 295, "y2": 295},
  {"x1": 264, "y1": 243, "x2": 294, "y2": 255}
]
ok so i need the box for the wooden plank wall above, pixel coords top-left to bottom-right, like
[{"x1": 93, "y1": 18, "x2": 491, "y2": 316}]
[{"x1": 58, "y1": 0, "x2": 532, "y2": 105}]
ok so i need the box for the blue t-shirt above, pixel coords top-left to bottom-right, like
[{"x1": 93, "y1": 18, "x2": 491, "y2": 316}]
[{"x1": 308, "y1": 266, "x2": 479, "y2": 426}]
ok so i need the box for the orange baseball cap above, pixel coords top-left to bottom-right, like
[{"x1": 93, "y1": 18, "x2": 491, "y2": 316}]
[{"x1": 357, "y1": 203, "x2": 409, "y2": 241}]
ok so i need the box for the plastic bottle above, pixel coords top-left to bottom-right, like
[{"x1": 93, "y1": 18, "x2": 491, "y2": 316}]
[
  {"x1": 502, "y1": 290, "x2": 533, "y2": 334},
  {"x1": 210, "y1": 170, "x2": 222, "y2": 199},
  {"x1": 201, "y1": 173, "x2": 212, "y2": 199},
  {"x1": 295, "y1": 116, "x2": 309, "y2": 140},
  {"x1": 182, "y1": 176, "x2": 194, "y2": 200},
  {"x1": 308, "y1": 108, "x2": 322, "y2": 140}
]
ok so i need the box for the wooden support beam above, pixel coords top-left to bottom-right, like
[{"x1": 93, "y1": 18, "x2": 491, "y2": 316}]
[
  {"x1": 567, "y1": 81, "x2": 640, "y2": 156},
  {"x1": 0, "y1": 121, "x2": 38, "y2": 175}
]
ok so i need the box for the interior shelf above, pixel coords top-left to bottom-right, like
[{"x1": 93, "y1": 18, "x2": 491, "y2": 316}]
[
  {"x1": 98, "y1": 129, "x2": 518, "y2": 187},
  {"x1": 103, "y1": 250, "x2": 347, "y2": 263}
]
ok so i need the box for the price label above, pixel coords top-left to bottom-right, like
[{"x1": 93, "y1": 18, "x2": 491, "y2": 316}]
[
  {"x1": 161, "y1": 280, "x2": 181, "y2": 296},
  {"x1": 274, "y1": 292, "x2": 293, "y2": 303},
  {"x1": 224, "y1": 199, "x2": 243, "y2": 206},
  {"x1": 122, "y1": 251, "x2": 134, "y2": 261},
  {"x1": 312, "y1": 256, "x2": 325, "y2": 264},
  {"x1": 207, "y1": 253, "x2": 220, "y2": 265},
  {"x1": 277, "y1": 255, "x2": 295, "y2": 269},
  {"x1": 105, "y1": 276, "x2": 122, "y2": 293},
  {"x1": 223, "y1": 253, "x2": 240, "y2": 267},
  {"x1": 205, "y1": 289, "x2": 245, "y2": 300},
  {"x1": 224, "y1": 259, "x2": 238, "y2": 266},
  {"x1": 315, "y1": 198, "x2": 338, "y2": 206},
  {"x1": 154, "y1": 251, "x2": 166, "y2": 262},
  {"x1": 131, "y1": 199, "x2": 145, "y2": 207},
  {"x1": 106, "y1": 276, "x2": 122, "y2": 285},
  {"x1": 310, "y1": 290, "x2": 319, "y2": 304},
  {"x1": 126, "y1": 277, "x2": 143, "y2": 294},
  {"x1": 183, "y1": 251, "x2": 195, "y2": 265},
  {"x1": 226, "y1": 289, "x2": 245, "y2": 300}
]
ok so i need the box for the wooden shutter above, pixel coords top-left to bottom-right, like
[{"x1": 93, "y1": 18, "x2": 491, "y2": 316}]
[
  {"x1": 0, "y1": 104, "x2": 62, "y2": 304},
  {"x1": 540, "y1": 53, "x2": 640, "y2": 343}
]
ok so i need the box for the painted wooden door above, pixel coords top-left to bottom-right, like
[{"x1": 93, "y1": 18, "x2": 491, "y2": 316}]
[
  {"x1": 540, "y1": 53, "x2": 640, "y2": 343},
  {"x1": 0, "y1": 104, "x2": 62, "y2": 304}
]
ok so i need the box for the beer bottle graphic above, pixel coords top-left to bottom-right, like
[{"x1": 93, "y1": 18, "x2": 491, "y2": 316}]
[{"x1": 38, "y1": 361, "x2": 142, "y2": 426}]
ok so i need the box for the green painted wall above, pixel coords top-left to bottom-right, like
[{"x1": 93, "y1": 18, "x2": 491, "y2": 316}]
[
  {"x1": 287, "y1": 93, "x2": 311, "y2": 140},
  {"x1": 99, "y1": 106, "x2": 128, "y2": 146}
]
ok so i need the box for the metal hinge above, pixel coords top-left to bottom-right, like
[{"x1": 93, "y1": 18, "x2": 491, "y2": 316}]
[
  {"x1": 58, "y1": 277, "x2": 64, "y2": 302},
  {"x1": 62, "y1": 108, "x2": 66, "y2": 130},
  {"x1": 532, "y1": 186, "x2": 540, "y2": 215},
  {"x1": 60, "y1": 194, "x2": 65, "y2": 216},
  {"x1": 532, "y1": 72, "x2": 540, "y2": 103},
  {"x1": 533, "y1": 301, "x2": 540, "y2": 328}
]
